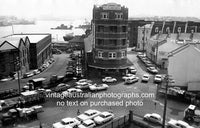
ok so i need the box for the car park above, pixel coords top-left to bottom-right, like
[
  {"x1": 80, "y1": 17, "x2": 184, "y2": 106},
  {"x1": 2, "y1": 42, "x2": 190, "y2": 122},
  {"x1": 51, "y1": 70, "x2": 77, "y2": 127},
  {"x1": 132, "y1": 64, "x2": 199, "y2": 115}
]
[
  {"x1": 125, "y1": 76, "x2": 139, "y2": 84},
  {"x1": 93, "y1": 111, "x2": 114, "y2": 125},
  {"x1": 78, "y1": 119, "x2": 96, "y2": 128},
  {"x1": 77, "y1": 109, "x2": 101, "y2": 122},
  {"x1": 154, "y1": 75, "x2": 163, "y2": 83},
  {"x1": 167, "y1": 119, "x2": 194, "y2": 128},
  {"x1": 102, "y1": 77, "x2": 117, "y2": 83},
  {"x1": 141, "y1": 74, "x2": 150, "y2": 82},
  {"x1": 143, "y1": 113, "x2": 162, "y2": 125},
  {"x1": 147, "y1": 67, "x2": 158, "y2": 74},
  {"x1": 122, "y1": 74, "x2": 135, "y2": 80},
  {"x1": 89, "y1": 84, "x2": 109, "y2": 91}
]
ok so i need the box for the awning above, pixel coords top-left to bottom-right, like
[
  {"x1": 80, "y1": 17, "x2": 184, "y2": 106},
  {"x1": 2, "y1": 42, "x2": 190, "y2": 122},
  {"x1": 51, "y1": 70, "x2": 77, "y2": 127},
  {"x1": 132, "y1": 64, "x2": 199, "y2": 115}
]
[{"x1": 88, "y1": 59, "x2": 133, "y2": 70}]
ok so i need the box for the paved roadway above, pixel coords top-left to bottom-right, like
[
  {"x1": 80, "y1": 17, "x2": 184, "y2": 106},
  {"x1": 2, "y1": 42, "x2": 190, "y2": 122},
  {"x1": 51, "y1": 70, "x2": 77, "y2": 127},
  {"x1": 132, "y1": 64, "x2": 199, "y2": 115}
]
[
  {"x1": 0, "y1": 52, "x2": 195, "y2": 128},
  {"x1": 0, "y1": 53, "x2": 69, "y2": 91}
]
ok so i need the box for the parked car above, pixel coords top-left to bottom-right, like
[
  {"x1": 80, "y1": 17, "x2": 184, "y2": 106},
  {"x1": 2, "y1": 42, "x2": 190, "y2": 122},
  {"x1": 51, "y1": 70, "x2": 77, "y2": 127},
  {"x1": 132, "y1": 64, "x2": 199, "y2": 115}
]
[
  {"x1": 93, "y1": 111, "x2": 114, "y2": 125},
  {"x1": 76, "y1": 83, "x2": 92, "y2": 89},
  {"x1": 89, "y1": 84, "x2": 109, "y2": 91},
  {"x1": 147, "y1": 67, "x2": 158, "y2": 74},
  {"x1": 143, "y1": 113, "x2": 162, "y2": 125},
  {"x1": 52, "y1": 122, "x2": 70, "y2": 128},
  {"x1": 137, "y1": 52, "x2": 145, "y2": 58},
  {"x1": 167, "y1": 119, "x2": 194, "y2": 128},
  {"x1": 77, "y1": 109, "x2": 101, "y2": 122},
  {"x1": 62, "y1": 88, "x2": 82, "y2": 96},
  {"x1": 33, "y1": 69, "x2": 40, "y2": 75},
  {"x1": 78, "y1": 119, "x2": 96, "y2": 128},
  {"x1": 76, "y1": 79, "x2": 92, "y2": 85},
  {"x1": 154, "y1": 75, "x2": 163, "y2": 83},
  {"x1": 140, "y1": 57, "x2": 149, "y2": 63},
  {"x1": 23, "y1": 72, "x2": 34, "y2": 78},
  {"x1": 144, "y1": 61, "x2": 154, "y2": 67},
  {"x1": 128, "y1": 66, "x2": 137, "y2": 74},
  {"x1": 54, "y1": 83, "x2": 71, "y2": 92},
  {"x1": 125, "y1": 76, "x2": 139, "y2": 84},
  {"x1": 141, "y1": 74, "x2": 150, "y2": 82},
  {"x1": 102, "y1": 77, "x2": 117, "y2": 83},
  {"x1": 61, "y1": 117, "x2": 81, "y2": 127},
  {"x1": 122, "y1": 74, "x2": 135, "y2": 81}
]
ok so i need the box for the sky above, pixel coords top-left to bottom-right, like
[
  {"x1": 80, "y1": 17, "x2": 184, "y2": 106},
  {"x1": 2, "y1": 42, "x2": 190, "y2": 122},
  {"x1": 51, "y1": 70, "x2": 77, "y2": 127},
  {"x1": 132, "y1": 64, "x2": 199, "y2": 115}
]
[{"x1": 0, "y1": 0, "x2": 200, "y2": 20}]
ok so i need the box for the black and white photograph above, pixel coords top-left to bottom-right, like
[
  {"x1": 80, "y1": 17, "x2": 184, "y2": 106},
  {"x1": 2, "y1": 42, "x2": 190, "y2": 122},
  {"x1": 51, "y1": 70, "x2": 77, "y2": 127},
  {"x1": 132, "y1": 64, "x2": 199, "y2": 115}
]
[{"x1": 0, "y1": 0, "x2": 200, "y2": 128}]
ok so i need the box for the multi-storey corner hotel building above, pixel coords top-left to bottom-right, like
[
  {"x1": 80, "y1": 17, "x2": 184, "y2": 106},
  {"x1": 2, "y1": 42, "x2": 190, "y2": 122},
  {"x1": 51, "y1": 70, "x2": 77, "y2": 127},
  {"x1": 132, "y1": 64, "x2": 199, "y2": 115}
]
[{"x1": 88, "y1": 3, "x2": 132, "y2": 75}]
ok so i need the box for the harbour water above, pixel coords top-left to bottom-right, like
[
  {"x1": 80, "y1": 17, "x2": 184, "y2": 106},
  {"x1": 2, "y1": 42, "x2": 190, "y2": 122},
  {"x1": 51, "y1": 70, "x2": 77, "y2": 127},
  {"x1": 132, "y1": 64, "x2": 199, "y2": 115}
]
[{"x1": 0, "y1": 20, "x2": 86, "y2": 42}]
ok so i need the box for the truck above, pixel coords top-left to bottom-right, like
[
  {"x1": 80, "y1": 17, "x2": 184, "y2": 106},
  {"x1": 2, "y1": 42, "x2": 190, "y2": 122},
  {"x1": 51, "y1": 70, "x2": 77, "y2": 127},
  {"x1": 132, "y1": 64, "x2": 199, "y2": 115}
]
[
  {"x1": 19, "y1": 90, "x2": 45, "y2": 107},
  {"x1": 184, "y1": 104, "x2": 200, "y2": 122},
  {"x1": 0, "y1": 100, "x2": 18, "y2": 112},
  {"x1": 1, "y1": 105, "x2": 43, "y2": 126}
]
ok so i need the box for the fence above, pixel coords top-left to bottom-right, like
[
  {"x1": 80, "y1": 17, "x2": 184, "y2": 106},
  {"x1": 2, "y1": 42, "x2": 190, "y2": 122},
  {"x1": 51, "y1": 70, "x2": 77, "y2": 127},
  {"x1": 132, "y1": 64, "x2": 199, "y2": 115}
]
[
  {"x1": 97, "y1": 110, "x2": 162, "y2": 128},
  {"x1": 99, "y1": 113, "x2": 130, "y2": 128}
]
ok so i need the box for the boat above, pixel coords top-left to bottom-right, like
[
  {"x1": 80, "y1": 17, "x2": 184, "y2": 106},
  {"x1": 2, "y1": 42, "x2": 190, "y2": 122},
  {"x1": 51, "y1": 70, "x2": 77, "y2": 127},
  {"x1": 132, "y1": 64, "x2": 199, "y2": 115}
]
[
  {"x1": 51, "y1": 24, "x2": 73, "y2": 30},
  {"x1": 63, "y1": 33, "x2": 74, "y2": 41}
]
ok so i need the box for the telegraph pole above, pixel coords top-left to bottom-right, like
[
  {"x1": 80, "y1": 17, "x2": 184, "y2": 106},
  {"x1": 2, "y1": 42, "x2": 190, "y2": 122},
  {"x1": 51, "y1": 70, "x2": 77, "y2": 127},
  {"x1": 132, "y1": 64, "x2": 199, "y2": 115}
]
[
  {"x1": 16, "y1": 57, "x2": 21, "y2": 94},
  {"x1": 162, "y1": 73, "x2": 173, "y2": 128},
  {"x1": 143, "y1": 25, "x2": 145, "y2": 53},
  {"x1": 162, "y1": 75, "x2": 169, "y2": 128}
]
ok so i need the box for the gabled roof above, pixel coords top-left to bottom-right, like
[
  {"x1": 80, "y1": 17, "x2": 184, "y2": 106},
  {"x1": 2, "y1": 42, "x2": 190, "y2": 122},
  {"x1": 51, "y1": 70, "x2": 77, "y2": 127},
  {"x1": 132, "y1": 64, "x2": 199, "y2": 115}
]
[
  {"x1": 0, "y1": 36, "x2": 26, "y2": 51},
  {"x1": 168, "y1": 43, "x2": 200, "y2": 57},
  {"x1": 10, "y1": 34, "x2": 49, "y2": 43}
]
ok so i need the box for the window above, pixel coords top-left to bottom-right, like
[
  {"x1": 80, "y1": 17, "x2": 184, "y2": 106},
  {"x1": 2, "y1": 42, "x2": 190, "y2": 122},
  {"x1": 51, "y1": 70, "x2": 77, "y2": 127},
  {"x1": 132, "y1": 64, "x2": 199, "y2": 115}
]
[
  {"x1": 101, "y1": 12, "x2": 108, "y2": 19},
  {"x1": 155, "y1": 27, "x2": 159, "y2": 33},
  {"x1": 122, "y1": 26, "x2": 127, "y2": 32},
  {"x1": 97, "y1": 39, "x2": 104, "y2": 46},
  {"x1": 178, "y1": 27, "x2": 181, "y2": 33},
  {"x1": 108, "y1": 52, "x2": 116, "y2": 59},
  {"x1": 122, "y1": 39, "x2": 126, "y2": 46},
  {"x1": 121, "y1": 51, "x2": 126, "y2": 58},
  {"x1": 115, "y1": 13, "x2": 123, "y2": 19},
  {"x1": 166, "y1": 27, "x2": 170, "y2": 33},
  {"x1": 110, "y1": 26, "x2": 117, "y2": 33},
  {"x1": 98, "y1": 51, "x2": 103, "y2": 58},
  {"x1": 110, "y1": 39, "x2": 117, "y2": 46},
  {"x1": 97, "y1": 25, "x2": 104, "y2": 32}
]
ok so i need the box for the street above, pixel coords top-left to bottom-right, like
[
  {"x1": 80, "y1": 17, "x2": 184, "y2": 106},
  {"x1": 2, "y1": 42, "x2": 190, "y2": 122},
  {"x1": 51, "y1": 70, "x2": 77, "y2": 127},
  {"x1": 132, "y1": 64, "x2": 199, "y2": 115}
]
[{"x1": 0, "y1": 52, "x2": 193, "y2": 128}]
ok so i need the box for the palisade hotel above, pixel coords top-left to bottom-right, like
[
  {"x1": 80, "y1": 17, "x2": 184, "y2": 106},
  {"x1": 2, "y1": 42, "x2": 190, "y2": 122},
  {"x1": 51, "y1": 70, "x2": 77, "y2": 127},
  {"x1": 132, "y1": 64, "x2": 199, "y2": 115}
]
[{"x1": 87, "y1": 3, "x2": 132, "y2": 75}]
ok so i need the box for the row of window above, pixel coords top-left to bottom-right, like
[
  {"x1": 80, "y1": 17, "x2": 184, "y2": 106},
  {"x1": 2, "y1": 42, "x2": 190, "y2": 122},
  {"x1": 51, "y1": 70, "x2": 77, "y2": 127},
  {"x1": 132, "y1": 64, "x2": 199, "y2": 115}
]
[
  {"x1": 154, "y1": 26, "x2": 184, "y2": 33},
  {"x1": 97, "y1": 25, "x2": 127, "y2": 33},
  {"x1": 101, "y1": 12, "x2": 123, "y2": 19},
  {"x1": 97, "y1": 51, "x2": 126, "y2": 59},
  {"x1": 96, "y1": 39, "x2": 126, "y2": 46}
]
